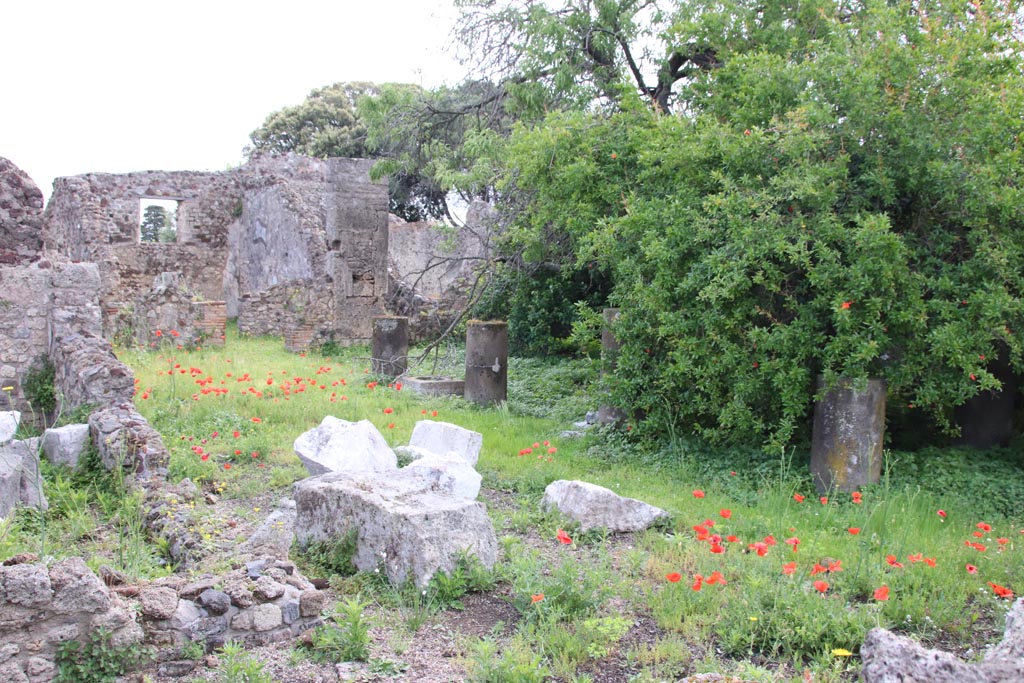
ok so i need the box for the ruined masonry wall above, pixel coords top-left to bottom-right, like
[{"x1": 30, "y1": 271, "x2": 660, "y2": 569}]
[
  {"x1": 43, "y1": 170, "x2": 241, "y2": 313},
  {"x1": 0, "y1": 557, "x2": 143, "y2": 683}
]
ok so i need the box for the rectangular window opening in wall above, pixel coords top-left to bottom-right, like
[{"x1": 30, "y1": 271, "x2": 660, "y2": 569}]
[{"x1": 139, "y1": 198, "x2": 181, "y2": 243}]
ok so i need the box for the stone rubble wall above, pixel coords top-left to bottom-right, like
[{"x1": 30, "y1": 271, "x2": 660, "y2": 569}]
[
  {"x1": 0, "y1": 554, "x2": 326, "y2": 683},
  {"x1": 237, "y1": 278, "x2": 335, "y2": 344},
  {"x1": 139, "y1": 557, "x2": 325, "y2": 656},
  {"x1": 44, "y1": 154, "x2": 390, "y2": 346},
  {"x1": 0, "y1": 157, "x2": 44, "y2": 264},
  {"x1": 0, "y1": 556, "x2": 144, "y2": 683},
  {"x1": 0, "y1": 263, "x2": 51, "y2": 415},
  {"x1": 43, "y1": 169, "x2": 241, "y2": 315}
]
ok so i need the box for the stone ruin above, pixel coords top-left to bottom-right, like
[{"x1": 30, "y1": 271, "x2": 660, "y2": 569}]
[{"x1": 0, "y1": 153, "x2": 496, "y2": 681}]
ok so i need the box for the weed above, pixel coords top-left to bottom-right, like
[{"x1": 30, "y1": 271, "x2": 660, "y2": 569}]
[
  {"x1": 295, "y1": 529, "x2": 359, "y2": 577},
  {"x1": 218, "y1": 641, "x2": 273, "y2": 683},
  {"x1": 55, "y1": 628, "x2": 153, "y2": 683},
  {"x1": 305, "y1": 596, "x2": 372, "y2": 663},
  {"x1": 464, "y1": 635, "x2": 550, "y2": 683}
]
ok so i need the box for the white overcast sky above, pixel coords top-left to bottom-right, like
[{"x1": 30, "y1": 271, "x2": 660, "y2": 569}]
[{"x1": 2, "y1": 0, "x2": 467, "y2": 201}]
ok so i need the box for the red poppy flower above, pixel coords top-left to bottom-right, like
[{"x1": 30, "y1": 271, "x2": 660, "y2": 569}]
[
  {"x1": 874, "y1": 586, "x2": 890, "y2": 601},
  {"x1": 782, "y1": 562, "x2": 797, "y2": 575},
  {"x1": 720, "y1": 509, "x2": 732, "y2": 519},
  {"x1": 848, "y1": 527, "x2": 861, "y2": 535},
  {"x1": 749, "y1": 542, "x2": 769, "y2": 557},
  {"x1": 666, "y1": 572, "x2": 682, "y2": 583},
  {"x1": 232, "y1": 430, "x2": 240, "y2": 438},
  {"x1": 793, "y1": 493, "x2": 805, "y2": 503},
  {"x1": 819, "y1": 497, "x2": 828, "y2": 505},
  {"x1": 548, "y1": 447, "x2": 557, "y2": 454},
  {"x1": 885, "y1": 554, "x2": 905, "y2": 568},
  {"x1": 531, "y1": 593, "x2": 545, "y2": 603},
  {"x1": 966, "y1": 564, "x2": 978, "y2": 574},
  {"x1": 810, "y1": 563, "x2": 826, "y2": 576},
  {"x1": 813, "y1": 580, "x2": 829, "y2": 593},
  {"x1": 556, "y1": 529, "x2": 573, "y2": 545},
  {"x1": 726, "y1": 535, "x2": 739, "y2": 543},
  {"x1": 923, "y1": 557, "x2": 936, "y2": 567},
  {"x1": 706, "y1": 571, "x2": 726, "y2": 585},
  {"x1": 785, "y1": 537, "x2": 800, "y2": 552},
  {"x1": 251, "y1": 417, "x2": 262, "y2": 423},
  {"x1": 989, "y1": 582, "x2": 1014, "y2": 599},
  {"x1": 691, "y1": 575, "x2": 703, "y2": 591},
  {"x1": 852, "y1": 492, "x2": 863, "y2": 504},
  {"x1": 907, "y1": 553, "x2": 923, "y2": 563},
  {"x1": 223, "y1": 463, "x2": 231, "y2": 470},
  {"x1": 977, "y1": 522, "x2": 992, "y2": 532},
  {"x1": 693, "y1": 490, "x2": 705, "y2": 499},
  {"x1": 383, "y1": 407, "x2": 394, "y2": 414},
  {"x1": 155, "y1": 330, "x2": 163, "y2": 337},
  {"x1": 841, "y1": 301, "x2": 851, "y2": 310},
  {"x1": 431, "y1": 410, "x2": 438, "y2": 417},
  {"x1": 710, "y1": 543, "x2": 725, "y2": 554},
  {"x1": 387, "y1": 422, "x2": 395, "y2": 429},
  {"x1": 973, "y1": 531, "x2": 984, "y2": 538},
  {"x1": 827, "y1": 560, "x2": 843, "y2": 573},
  {"x1": 937, "y1": 509, "x2": 947, "y2": 519},
  {"x1": 764, "y1": 535, "x2": 777, "y2": 546},
  {"x1": 997, "y1": 537, "x2": 1009, "y2": 546}
]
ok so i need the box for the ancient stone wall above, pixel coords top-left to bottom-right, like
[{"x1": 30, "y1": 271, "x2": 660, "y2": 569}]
[
  {"x1": 0, "y1": 263, "x2": 51, "y2": 414},
  {"x1": 0, "y1": 556, "x2": 144, "y2": 683},
  {"x1": 0, "y1": 157, "x2": 44, "y2": 264},
  {"x1": 44, "y1": 154, "x2": 389, "y2": 345},
  {"x1": 43, "y1": 170, "x2": 241, "y2": 313}
]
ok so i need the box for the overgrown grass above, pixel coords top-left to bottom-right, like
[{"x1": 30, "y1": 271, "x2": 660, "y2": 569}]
[{"x1": 3, "y1": 325, "x2": 1021, "y2": 682}]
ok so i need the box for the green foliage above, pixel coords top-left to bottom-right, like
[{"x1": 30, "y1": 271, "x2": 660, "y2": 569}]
[
  {"x1": 23, "y1": 357, "x2": 56, "y2": 414},
  {"x1": 55, "y1": 628, "x2": 153, "y2": 683},
  {"x1": 496, "y1": 0, "x2": 1024, "y2": 446},
  {"x1": 218, "y1": 642, "x2": 274, "y2": 683},
  {"x1": 296, "y1": 529, "x2": 359, "y2": 577},
  {"x1": 307, "y1": 597, "x2": 372, "y2": 663},
  {"x1": 506, "y1": 356, "x2": 597, "y2": 421},
  {"x1": 247, "y1": 82, "x2": 374, "y2": 159},
  {"x1": 464, "y1": 635, "x2": 551, "y2": 683}
]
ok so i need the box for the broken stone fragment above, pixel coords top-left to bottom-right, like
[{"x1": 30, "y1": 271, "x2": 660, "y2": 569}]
[
  {"x1": 541, "y1": 480, "x2": 670, "y2": 533},
  {"x1": 293, "y1": 417, "x2": 397, "y2": 476}
]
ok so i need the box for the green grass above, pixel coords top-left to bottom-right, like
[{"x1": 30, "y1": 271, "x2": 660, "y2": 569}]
[{"x1": 4, "y1": 324, "x2": 1023, "y2": 682}]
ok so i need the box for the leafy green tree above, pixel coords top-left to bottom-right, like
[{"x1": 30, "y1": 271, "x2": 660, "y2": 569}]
[
  {"x1": 140, "y1": 205, "x2": 166, "y2": 243},
  {"x1": 247, "y1": 82, "x2": 376, "y2": 159},
  {"x1": 492, "y1": 0, "x2": 1024, "y2": 445}
]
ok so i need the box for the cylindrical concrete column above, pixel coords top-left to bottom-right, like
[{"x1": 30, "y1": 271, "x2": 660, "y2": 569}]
[
  {"x1": 598, "y1": 308, "x2": 626, "y2": 424},
  {"x1": 464, "y1": 320, "x2": 508, "y2": 406},
  {"x1": 810, "y1": 377, "x2": 886, "y2": 494},
  {"x1": 372, "y1": 316, "x2": 409, "y2": 378}
]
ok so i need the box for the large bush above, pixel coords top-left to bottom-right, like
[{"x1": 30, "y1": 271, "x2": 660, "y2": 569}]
[{"x1": 497, "y1": 0, "x2": 1024, "y2": 445}]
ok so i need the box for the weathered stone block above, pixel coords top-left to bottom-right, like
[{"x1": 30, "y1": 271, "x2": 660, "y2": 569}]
[
  {"x1": 293, "y1": 417, "x2": 396, "y2": 477},
  {"x1": 408, "y1": 420, "x2": 482, "y2": 467},
  {"x1": 40, "y1": 424, "x2": 90, "y2": 469},
  {"x1": 293, "y1": 471, "x2": 497, "y2": 588},
  {"x1": 541, "y1": 480, "x2": 670, "y2": 533},
  {"x1": 1, "y1": 565, "x2": 52, "y2": 608}
]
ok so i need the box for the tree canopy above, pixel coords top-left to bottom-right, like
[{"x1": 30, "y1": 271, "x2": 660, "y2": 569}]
[{"x1": 460, "y1": 0, "x2": 1024, "y2": 445}]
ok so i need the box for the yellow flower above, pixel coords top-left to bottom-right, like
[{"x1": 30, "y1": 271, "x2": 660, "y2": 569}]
[
  {"x1": 1, "y1": 386, "x2": 13, "y2": 392},
  {"x1": 749, "y1": 617, "x2": 758, "y2": 621},
  {"x1": 832, "y1": 648, "x2": 853, "y2": 657}
]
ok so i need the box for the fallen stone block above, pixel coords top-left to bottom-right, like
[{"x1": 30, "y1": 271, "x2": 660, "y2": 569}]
[
  {"x1": 0, "y1": 412, "x2": 20, "y2": 444},
  {"x1": 861, "y1": 597, "x2": 1024, "y2": 682},
  {"x1": 541, "y1": 479, "x2": 670, "y2": 533},
  {"x1": 408, "y1": 420, "x2": 482, "y2": 466},
  {"x1": 293, "y1": 417, "x2": 396, "y2": 476},
  {"x1": 293, "y1": 471, "x2": 497, "y2": 588},
  {"x1": 401, "y1": 455, "x2": 482, "y2": 499},
  {"x1": 41, "y1": 423, "x2": 90, "y2": 469}
]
